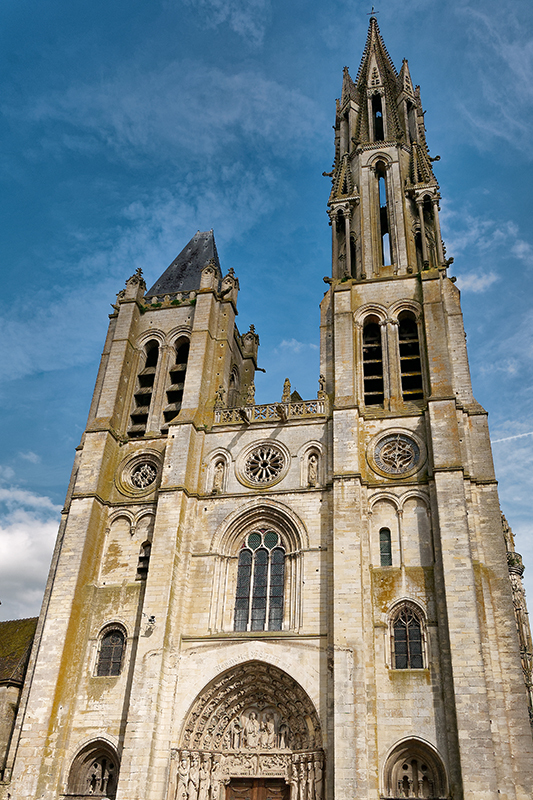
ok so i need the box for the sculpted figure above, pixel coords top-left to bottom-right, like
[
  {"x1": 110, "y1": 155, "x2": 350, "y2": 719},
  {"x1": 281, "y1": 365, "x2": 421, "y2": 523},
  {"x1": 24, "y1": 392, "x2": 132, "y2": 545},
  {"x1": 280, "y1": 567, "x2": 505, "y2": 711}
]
[
  {"x1": 230, "y1": 718, "x2": 242, "y2": 749},
  {"x1": 259, "y1": 721, "x2": 269, "y2": 749},
  {"x1": 212, "y1": 461, "x2": 224, "y2": 493},
  {"x1": 308, "y1": 454, "x2": 318, "y2": 487},
  {"x1": 318, "y1": 374, "x2": 326, "y2": 397},
  {"x1": 198, "y1": 755, "x2": 211, "y2": 800},
  {"x1": 246, "y1": 382, "x2": 256, "y2": 406},
  {"x1": 87, "y1": 760, "x2": 101, "y2": 794},
  {"x1": 290, "y1": 761, "x2": 299, "y2": 800},
  {"x1": 188, "y1": 753, "x2": 200, "y2": 800},
  {"x1": 306, "y1": 760, "x2": 315, "y2": 800},
  {"x1": 210, "y1": 754, "x2": 226, "y2": 800},
  {"x1": 314, "y1": 760, "x2": 323, "y2": 800},
  {"x1": 298, "y1": 762, "x2": 306, "y2": 800},
  {"x1": 244, "y1": 711, "x2": 260, "y2": 748},
  {"x1": 265, "y1": 714, "x2": 276, "y2": 748},
  {"x1": 214, "y1": 385, "x2": 225, "y2": 409},
  {"x1": 278, "y1": 721, "x2": 290, "y2": 749},
  {"x1": 176, "y1": 754, "x2": 189, "y2": 800}
]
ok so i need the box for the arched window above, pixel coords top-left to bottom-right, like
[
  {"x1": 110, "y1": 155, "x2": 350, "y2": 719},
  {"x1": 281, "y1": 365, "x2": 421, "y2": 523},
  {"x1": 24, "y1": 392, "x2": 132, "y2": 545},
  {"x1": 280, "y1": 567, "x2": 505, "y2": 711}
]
[
  {"x1": 136, "y1": 541, "x2": 151, "y2": 580},
  {"x1": 96, "y1": 628, "x2": 125, "y2": 677},
  {"x1": 376, "y1": 161, "x2": 391, "y2": 266},
  {"x1": 398, "y1": 313, "x2": 423, "y2": 401},
  {"x1": 162, "y1": 337, "x2": 190, "y2": 431},
  {"x1": 383, "y1": 739, "x2": 448, "y2": 799},
  {"x1": 392, "y1": 605, "x2": 424, "y2": 669},
  {"x1": 228, "y1": 368, "x2": 240, "y2": 407},
  {"x1": 128, "y1": 340, "x2": 159, "y2": 438},
  {"x1": 234, "y1": 530, "x2": 286, "y2": 632},
  {"x1": 380, "y1": 528, "x2": 392, "y2": 566},
  {"x1": 362, "y1": 317, "x2": 384, "y2": 406},
  {"x1": 372, "y1": 94, "x2": 384, "y2": 141},
  {"x1": 67, "y1": 741, "x2": 119, "y2": 799}
]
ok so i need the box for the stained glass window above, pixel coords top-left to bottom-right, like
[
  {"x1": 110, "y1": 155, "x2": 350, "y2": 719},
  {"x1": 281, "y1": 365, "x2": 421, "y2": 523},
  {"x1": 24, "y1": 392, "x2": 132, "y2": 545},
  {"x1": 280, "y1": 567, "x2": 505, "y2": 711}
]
[
  {"x1": 96, "y1": 629, "x2": 125, "y2": 676},
  {"x1": 234, "y1": 530, "x2": 285, "y2": 632},
  {"x1": 393, "y1": 606, "x2": 424, "y2": 669}
]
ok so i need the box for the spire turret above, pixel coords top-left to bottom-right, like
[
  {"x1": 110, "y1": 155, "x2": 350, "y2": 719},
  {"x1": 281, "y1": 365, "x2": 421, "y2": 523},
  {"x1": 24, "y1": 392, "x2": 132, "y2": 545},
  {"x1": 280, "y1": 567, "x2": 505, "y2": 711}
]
[{"x1": 327, "y1": 18, "x2": 446, "y2": 279}]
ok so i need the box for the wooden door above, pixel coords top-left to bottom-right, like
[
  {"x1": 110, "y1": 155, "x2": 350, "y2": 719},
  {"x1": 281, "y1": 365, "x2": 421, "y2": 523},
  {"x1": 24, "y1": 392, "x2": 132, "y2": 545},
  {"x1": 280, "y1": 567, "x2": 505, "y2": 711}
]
[{"x1": 226, "y1": 778, "x2": 290, "y2": 800}]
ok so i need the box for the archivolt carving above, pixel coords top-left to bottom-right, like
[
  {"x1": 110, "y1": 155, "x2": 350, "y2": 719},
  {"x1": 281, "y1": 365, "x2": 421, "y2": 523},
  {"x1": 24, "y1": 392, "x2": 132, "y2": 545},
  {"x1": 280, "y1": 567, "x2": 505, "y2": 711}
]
[
  {"x1": 171, "y1": 662, "x2": 323, "y2": 799},
  {"x1": 180, "y1": 661, "x2": 321, "y2": 753}
]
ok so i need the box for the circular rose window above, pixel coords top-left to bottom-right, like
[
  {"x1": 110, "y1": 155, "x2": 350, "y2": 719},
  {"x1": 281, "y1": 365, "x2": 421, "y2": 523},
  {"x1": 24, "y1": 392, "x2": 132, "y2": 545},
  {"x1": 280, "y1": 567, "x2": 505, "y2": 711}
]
[
  {"x1": 367, "y1": 431, "x2": 426, "y2": 479},
  {"x1": 236, "y1": 441, "x2": 290, "y2": 488},
  {"x1": 115, "y1": 450, "x2": 162, "y2": 497},
  {"x1": 131, "y1": 462, "x2": 157, "y2": 489}
]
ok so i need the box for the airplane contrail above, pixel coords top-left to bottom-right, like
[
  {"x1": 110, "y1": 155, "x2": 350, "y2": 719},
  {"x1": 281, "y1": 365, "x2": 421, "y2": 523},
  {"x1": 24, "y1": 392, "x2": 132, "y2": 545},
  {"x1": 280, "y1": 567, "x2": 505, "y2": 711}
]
[{"x1": 491, "y1": 431, "x2": 533, "y2": 443}]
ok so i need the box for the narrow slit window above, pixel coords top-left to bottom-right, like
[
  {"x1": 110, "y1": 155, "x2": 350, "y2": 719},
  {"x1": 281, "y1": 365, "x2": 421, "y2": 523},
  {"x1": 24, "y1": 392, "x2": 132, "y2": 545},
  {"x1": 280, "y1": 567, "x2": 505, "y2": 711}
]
[
  {"x1": 372, "y1": 94, "x2": 384, "y2": 141},
  {"x1": 136, "y1": 542, "x2": 151, "y2": 580},
  {"x1": 379, "y1": 528, "x2": 392, "y2": 566},
  {"x1": 234, "y1": 530, "x2": 285, "y2": 632},
  {"x1": 398, "y1": 314, "x2": 424, "y2": 400},
  {"x1": 393, "y1": 606, "x2": 424, "y2": 669},
  {"x1": 377, "y1": 162, "x2": 391, "y2": 266},
  {"x1": 128, "y1": 341, "x2": 159, "y2": 438},
  {"x1": 96, "y1": 629, "x2": 125, "y2": 677},
  {"x1": 362, "y1": 319, "x2": 384, "y2": 406},
  {"x1": 162, "y1": 338, "x2": 190, "y2": 432}
]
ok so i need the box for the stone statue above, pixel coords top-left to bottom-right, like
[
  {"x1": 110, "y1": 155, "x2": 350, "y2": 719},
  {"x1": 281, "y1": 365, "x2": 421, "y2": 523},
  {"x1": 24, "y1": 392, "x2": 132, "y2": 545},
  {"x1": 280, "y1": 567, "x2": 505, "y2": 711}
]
[
  {"x1": 188, "y1": 753, "x2": 200, "y2": 800},
  {"x1": 265, "y1": 713, "x2": 276, "y2": 748},
  {"x1": 278, "y1": 721, "x2": 290, "y2": 749},
  {"x1": 198, "y1": 755, "x2": 211, "y2": 800},
  {"x1": 244, "y1": 712, "x2": 260, "y2": 748},
  {"x1": 317, "y1": 374, "x2": 326, "y2": 399},
  {"x1": 214, "y1": 385, "x2": 225, "y2": 409},
  {"x1": 290, "y1": 761, "x2": 299, "y2": 800},
  {"x1": 246, "y1": 383, "x2": 256, "y2": 406},
  {"x1": 210, "y1": 754, "x2": 225, "y2": 800},
  {"x1": 306, "y1": 760, "x2": 315, "y2": 800},
  {"x1": 212, "y1": 461, "x2": 224, "y2": 494},
  {"x1": 230, "y1": 718, "x2": 242, "y2": 749},
  {"x1": 298, "y1": 762, "x2": 306, "y2": 800},
  {"x1": 314, "y1": 760, "x2": 323, "y2": 800},
  {"x1": 176, "y1": 753, "x2": 189, "y2": 800},
  {"x1": 259, "y1": 721, "x2": 269, "y2": 749},
  {"x1": 308, "y1": 454, "x2": 318, "y2": 487},
  {"x1": 282, "y1": 378, "x2": 291, "y2": 403}
]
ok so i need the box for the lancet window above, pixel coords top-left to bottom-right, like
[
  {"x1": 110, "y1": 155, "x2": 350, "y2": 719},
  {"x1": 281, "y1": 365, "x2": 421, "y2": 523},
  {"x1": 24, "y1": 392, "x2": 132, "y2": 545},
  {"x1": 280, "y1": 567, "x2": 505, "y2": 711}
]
[
  {"x1": 128, "y1": 340, "x2": 159, "y2": 438},
  {"x1": 67, "y1": 742, "x2": 119, "y2": 799},
  {"x1": 398, "y1": 314, "x2": 423, "y2": 401},
  {"x1": 376, "y1": 161, "x2": 391, "y2": 266},
  {"x1": 392, "y1": 605, "x2": 424, "y2": 669},
  {"x1": 234, "y1": 530, "x2": 285, "y2": 632},
  {"x1": 96, "y1": 628, "x2": 125, "y2": 677},
  {"x1": 372, "y1": 94, "x2": 384, "y2": 141},
  {"x1": 380, "y1": 528, "x2": 393, "y2": 566},
  {"x1": 136, "y1": 541, "x2": 151, "y2": 580},
  {"x1": 362, "y1": 317, "x2": 384, "y2": 405},
  {"x1": 162, "y1": 337, "x2": 190, "y2": 431}
]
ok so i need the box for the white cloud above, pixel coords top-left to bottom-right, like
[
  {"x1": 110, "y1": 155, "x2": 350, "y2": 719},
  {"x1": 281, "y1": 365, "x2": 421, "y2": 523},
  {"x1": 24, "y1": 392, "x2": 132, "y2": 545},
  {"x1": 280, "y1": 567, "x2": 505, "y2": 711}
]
[
  {"x1": 454, "y1": 271, "x2": 498, "y2": 293},
  {"x1": 276, "y1": 339, "x2": 319, "y2": 354},
  {"x1": 0, "y1": 484, "x2": 60, "y2": 621},
  {"x1": 183, "y1": 0, "x2": 271, "y2": 45},
  {"x1": 18, "y1": 451, "x2": 41, "y2": 464}
]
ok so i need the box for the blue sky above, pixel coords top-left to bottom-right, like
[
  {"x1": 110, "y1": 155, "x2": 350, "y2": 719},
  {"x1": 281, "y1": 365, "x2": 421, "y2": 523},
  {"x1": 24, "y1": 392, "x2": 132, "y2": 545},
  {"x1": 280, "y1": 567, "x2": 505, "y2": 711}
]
[{"x1": 1, "y1": 0, "x2": 533, "y2": 620}]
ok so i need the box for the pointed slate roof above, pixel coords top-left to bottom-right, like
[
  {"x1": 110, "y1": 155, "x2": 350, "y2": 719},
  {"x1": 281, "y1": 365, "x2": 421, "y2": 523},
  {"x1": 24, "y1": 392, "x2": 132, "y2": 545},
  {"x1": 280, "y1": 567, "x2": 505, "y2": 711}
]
[
  {"x1": 0, "y1": 617, "x2": 37, "y2": 686},
  {"x1": 145, "y1": 230, "x2": 222, "y2": 297}
]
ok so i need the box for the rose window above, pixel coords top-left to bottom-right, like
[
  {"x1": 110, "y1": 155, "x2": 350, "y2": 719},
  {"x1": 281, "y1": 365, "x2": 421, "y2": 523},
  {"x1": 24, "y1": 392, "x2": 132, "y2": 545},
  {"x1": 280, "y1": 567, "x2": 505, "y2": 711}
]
[
  {"x1": 374, "y1": 434, "x2": 420, "y2": 475},
  {"x1": 244, "y1": 445, "x2": 286, "y2": 485},
  {"x1": 131, "y1": 462, "x2": 157, "y2": 489}
]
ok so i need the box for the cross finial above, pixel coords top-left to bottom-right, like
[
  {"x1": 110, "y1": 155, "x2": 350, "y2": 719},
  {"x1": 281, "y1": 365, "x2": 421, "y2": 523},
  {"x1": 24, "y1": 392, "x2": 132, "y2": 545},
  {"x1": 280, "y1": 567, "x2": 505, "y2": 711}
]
[{"x1": 367, "y1": 5, "x2": 378, "y2": 17}]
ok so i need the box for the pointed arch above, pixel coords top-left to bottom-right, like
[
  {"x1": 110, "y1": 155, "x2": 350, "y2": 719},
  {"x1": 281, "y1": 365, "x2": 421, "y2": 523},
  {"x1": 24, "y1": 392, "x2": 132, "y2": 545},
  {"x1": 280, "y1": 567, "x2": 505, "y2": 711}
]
[
  {"x1": 66, "y1": 739, "x2": 120, "y2": 799},
  {"x1": 382, "y1": 738, "x2": 448, "y2": 799}
]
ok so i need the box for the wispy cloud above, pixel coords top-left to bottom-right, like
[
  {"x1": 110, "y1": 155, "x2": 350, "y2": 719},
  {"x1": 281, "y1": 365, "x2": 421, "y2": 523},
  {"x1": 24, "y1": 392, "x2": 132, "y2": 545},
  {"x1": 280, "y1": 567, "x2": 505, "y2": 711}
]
[
  {"x1": 455, "y1": 271, "x2": 498, "y2": 293},
  {"x1": 18, "y1": 451, "x2": 41, "y2": 464},
  {"x1": 14, "y1": 61, "x2": 324, "y2": 166},
  {"x1": 183, "y1": 0, "x2": 271, "y2": 45},
  {"x1": 492, "y1": 431, "x2": 533, "y2": 443}
]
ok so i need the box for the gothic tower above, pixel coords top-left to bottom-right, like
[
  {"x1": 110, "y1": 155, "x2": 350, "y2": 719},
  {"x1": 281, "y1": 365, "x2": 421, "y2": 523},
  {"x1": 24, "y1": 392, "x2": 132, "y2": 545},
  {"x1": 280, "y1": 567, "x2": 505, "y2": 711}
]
[{"x1": 2, "y1": 17, "x2": 532, "y2": 800}]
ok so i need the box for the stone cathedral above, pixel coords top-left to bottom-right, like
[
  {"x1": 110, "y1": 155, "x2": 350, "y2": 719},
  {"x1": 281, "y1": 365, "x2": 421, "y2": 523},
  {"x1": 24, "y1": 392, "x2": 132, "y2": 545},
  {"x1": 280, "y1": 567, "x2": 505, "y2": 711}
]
[{"x1": 2, "y1": 17, "x2": 533, "y2": 800}]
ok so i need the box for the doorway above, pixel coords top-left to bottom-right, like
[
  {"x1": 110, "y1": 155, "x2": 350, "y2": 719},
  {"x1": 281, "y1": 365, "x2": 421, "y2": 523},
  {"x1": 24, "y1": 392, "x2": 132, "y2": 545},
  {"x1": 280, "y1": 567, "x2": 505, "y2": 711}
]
[{"x1": 226, "y1": 778, "x2": 290, "y2": 800}]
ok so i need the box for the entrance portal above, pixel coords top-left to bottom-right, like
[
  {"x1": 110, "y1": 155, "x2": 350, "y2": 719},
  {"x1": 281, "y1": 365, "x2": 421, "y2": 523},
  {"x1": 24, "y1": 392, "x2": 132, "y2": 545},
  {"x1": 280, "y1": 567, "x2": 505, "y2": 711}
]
[{"x1": 226, "y1": 778, "x2": 289, "y2": 800}]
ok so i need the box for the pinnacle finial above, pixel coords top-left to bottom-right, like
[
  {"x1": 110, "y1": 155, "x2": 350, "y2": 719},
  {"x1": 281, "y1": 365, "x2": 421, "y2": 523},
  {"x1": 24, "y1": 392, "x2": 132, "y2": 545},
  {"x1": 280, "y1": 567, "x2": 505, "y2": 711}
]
[{"x1": 367, "y1": 5, "x2": 379, "y2": 18}]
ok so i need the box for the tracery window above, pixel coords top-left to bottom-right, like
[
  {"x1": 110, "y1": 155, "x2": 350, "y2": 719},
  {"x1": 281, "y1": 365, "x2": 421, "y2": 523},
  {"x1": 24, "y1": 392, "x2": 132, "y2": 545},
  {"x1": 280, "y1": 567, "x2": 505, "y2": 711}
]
[
  {"x1": 96, "y1": 628, "x2": 125, "y2": 677},
  {"x1": 383, "y1": 739, "x2": 448, "y2": 799},
  {"x1": 234, "y1": 530, "x2": 285, "y2": 632},
  {"x1": 66, "y1": 742, "x2": 119, "y2": 799},
  {"x1": 392, "y1": 605, "x2": 424, "y2": 669}
]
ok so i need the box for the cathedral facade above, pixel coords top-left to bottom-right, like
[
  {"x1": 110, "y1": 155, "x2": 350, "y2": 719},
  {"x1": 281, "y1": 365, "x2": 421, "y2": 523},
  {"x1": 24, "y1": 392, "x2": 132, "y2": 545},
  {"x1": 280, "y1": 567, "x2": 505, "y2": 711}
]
[{"x1": 1, "y1": 17, "x2": 533, "y2": 800}]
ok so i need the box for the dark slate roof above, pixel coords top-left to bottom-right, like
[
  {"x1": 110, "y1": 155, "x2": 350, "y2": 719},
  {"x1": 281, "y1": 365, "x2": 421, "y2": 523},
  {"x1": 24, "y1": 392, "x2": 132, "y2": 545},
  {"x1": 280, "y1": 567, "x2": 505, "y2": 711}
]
[
  {"x1": 0, "y1": 617, "x2": 38, "y2": 686},
  {"x1": 145, "y1": 230, "x2": 222, "y2": 297}
]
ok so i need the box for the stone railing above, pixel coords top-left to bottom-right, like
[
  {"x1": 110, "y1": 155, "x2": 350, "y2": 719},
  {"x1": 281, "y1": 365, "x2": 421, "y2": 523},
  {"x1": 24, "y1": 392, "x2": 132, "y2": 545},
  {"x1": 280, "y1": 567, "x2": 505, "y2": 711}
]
[{"x1": 214, "y1": 399, "x2": 326, "y2": 425}]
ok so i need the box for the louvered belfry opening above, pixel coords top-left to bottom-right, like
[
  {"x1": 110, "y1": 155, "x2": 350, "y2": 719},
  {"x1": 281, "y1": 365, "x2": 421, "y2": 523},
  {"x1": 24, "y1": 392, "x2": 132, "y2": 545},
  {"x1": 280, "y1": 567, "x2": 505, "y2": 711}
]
[
  {"x1": 128, "y1": 341, "x2": 159, "y2": 438},
  {"x1": 162, "y1": 338, "x2": 189, "y2": 432},
  {"x1": 398, "y1": 313, "x2": 423, "y2": 400},
  {"x1": 362, "y1": 318, "x2": 384, "y2": 405}
]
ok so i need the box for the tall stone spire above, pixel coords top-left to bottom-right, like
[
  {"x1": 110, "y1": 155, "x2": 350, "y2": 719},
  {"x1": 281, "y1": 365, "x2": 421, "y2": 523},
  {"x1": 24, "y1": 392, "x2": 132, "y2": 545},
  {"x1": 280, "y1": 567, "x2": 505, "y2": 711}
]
[{"x1": 327, "y1": 17, "x2": 445, "y2": 280}]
